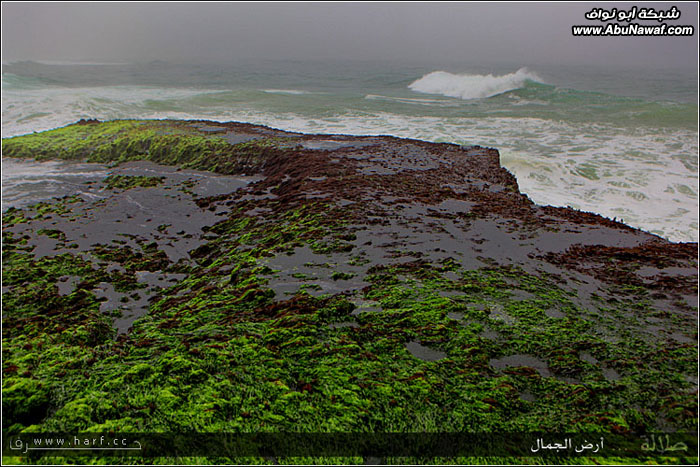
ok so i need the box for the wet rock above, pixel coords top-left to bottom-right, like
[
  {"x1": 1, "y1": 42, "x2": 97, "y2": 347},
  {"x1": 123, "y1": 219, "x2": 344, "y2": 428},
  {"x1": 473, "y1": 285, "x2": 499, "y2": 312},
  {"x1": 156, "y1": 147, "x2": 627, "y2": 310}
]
[{"x1": 405, "y1": 341, "x2": 447, "y2": 362}]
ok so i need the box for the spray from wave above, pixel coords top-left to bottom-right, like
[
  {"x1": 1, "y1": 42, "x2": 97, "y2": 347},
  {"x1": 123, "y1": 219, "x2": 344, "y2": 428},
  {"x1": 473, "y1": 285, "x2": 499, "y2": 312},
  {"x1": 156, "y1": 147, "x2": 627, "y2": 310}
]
[{"x1": 408, "y1": 67, "x2": 543, "y2": 99}]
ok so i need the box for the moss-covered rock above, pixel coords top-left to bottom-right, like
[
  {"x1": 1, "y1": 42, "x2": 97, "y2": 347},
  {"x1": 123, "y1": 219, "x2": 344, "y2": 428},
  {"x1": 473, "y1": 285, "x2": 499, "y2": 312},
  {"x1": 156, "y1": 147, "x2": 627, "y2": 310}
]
[
  {"x1": 2, "y1": 119, "x2": 697, "y2": 464},
  {"x1": 2, "y1": 119, "x2": 293, "y2": 175}
]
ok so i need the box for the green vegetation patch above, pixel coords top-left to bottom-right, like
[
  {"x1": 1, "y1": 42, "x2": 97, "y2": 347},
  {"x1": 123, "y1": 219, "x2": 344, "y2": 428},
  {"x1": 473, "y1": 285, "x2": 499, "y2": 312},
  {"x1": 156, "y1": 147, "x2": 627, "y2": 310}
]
[
  {"x1": 2, "y1": 120, "x2": 294, "y2": 175},
  {"x1": 104, "y1": 175, "x2": 165, "y2": 190},
  {"x1": 1, "y1": 122, "x2": 697, "y2": 464}
]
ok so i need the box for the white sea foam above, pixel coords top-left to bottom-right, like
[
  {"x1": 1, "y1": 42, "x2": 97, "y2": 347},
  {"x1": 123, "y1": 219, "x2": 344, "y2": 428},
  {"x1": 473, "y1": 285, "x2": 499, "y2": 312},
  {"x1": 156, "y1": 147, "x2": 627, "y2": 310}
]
[
  {"x1": 1, "y1": 84, "x2": 227, "y2": 137},
  {"x1": 261, "y1": 89, "x2": 311, "y2": 95},
  {"x1": 408, "y1": 68, "x2": 543, "y2": 100},
  {"x1": 364, "y1": 94, "x2": 459, "y2": 106},
  {"x1": 1, "y1": 158, "x2": 110, "y2": 210}
]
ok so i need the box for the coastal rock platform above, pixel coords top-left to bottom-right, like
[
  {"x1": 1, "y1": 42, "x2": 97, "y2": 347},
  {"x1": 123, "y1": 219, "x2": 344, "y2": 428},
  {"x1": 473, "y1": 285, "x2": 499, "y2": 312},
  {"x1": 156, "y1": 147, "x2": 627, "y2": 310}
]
[{"x1": 2, "y1": 119, "x2": 697, "y2": 462}]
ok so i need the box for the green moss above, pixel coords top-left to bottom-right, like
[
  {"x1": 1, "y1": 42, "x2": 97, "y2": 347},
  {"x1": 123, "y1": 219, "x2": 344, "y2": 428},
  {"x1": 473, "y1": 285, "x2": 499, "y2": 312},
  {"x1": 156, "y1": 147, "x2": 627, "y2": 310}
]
[
  {"x1": 2, "y1": 120, "x2": 294, "y2": 175},
  {"x1": 36, "y1": 228, "x2": 66, "y2": 241},
  {"x1": 331, "y1": 271, "x2": 356, "y2": 281},
  {"x1": 2, "y1": 207, "x2": 27, "y2": 227},
  {"x1": 92, "y1": 243, "x2": 169, "y2": 273},
  {"x1": 2, "y1": 121, "x2": 697, "y2": 465},
  {"x1": 2, "y1": 379, "x2": 51, "y2": 427},
  {"x1": 104, "y1": 175, "x2": 165, "y2": 190}
]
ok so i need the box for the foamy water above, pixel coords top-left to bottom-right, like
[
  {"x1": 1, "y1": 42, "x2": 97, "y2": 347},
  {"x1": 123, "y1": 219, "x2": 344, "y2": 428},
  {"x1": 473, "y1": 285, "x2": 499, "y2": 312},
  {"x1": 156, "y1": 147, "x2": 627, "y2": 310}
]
[{"x1": 1, "y1": 158, "x2": 109, "y2": 210}]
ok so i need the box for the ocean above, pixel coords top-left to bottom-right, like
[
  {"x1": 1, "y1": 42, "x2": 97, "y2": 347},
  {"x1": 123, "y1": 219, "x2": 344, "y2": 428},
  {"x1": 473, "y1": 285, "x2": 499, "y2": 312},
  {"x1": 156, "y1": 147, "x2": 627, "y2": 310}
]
[{"x1": 1, "y1": 59, "x2": 697, "y2": 243}]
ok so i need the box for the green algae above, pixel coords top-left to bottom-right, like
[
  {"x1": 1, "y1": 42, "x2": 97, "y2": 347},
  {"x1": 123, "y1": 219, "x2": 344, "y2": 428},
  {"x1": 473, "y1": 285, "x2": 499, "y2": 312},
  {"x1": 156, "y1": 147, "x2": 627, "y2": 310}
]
[
  {"x1": 2, "y1": 120, "x2": 294, "y2": 175},
  {"x1": 4, "y1": 214, "x2": 698, "y2": 463},
  {"x1": 2, "y1": 207, "x2": 27, "y2": 227},
  {"x1": 36, "y1": 229, "x2": 66, "y2": 241},
  {"x1": 5, "y1": 208, "x2": 695, "y2": 452},
  {"x1": 331, "y1": 271, "x2": 356, "y2": 281},
  {"x1": 104, "y1": 175, "x2": 165, "y2": 190},
  {"x1": 92, "y1": 243, "x2": 170, "y2": 274}
]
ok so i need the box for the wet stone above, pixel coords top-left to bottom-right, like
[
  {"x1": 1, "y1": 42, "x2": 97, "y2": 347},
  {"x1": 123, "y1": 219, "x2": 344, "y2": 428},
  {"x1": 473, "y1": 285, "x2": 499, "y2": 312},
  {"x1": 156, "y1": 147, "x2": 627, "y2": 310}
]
[
  {"x1": 637, "y1": 266, "x2": 697, "y2": 278},
  {"x1": 224, "y1": 133, "x2": 262, "y2": 145},
  {"x1": 602, "y1": 367, "x2": 621, "y2": 381},
  {"x1": 488, "y1": 304, "x2": 516, "y2": 324},
  {"x1": 57, "y1": 275, "x2": 80, "y2": 296},
  {"x1": 669, "y1": 331, "x2": 695, "y2": 344},
  {"x1": 439, "y1": 290, "x2": 465, "y2": 299},
  {"x1": 558, "y1": 376, "x2": 582, "y2": 385},
  {"x1": 509, "y1": 289, "x2": 536, "y2": 301},
  {"x1": 545, "y1": 308, "x2": 566, "y2": 319},
  {"x1": 106, "y1": 262, "x2": 125, "y2": 273},
  {"x1": 579, "y1": 352, "x2": 599, "y2": 365},
  {"x1": 479, "y1": 328, "x2": 500, "y2": 340},
  {"x1": 490, "y1": 354, "x2": 552, "y2": 377},
  {"x1": 350, "y1": 299, "x2": 382, "y2": 315},
  {"x1": 443, "y1": 270, "x2": 461, "y2": 282},
  {"x1": 405, "y1": 341, "x2": 447, "y2": 362},
  {"x1": 191, "y1": 123, "x2": 227, "y2": 133},
  {"x1": 135, "y1": 271, "x2": 187, "y2": 289},
  {"x1": 329, "y1": 322, "x2": 359, "y2": 329},
  {"x1": 433, "y1": 199, "x2": 474, "y2": 215}
]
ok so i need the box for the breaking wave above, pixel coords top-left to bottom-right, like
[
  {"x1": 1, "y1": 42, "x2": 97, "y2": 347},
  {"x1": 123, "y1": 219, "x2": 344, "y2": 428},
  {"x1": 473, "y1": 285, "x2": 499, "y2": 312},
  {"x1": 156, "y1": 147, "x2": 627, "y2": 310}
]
[{"x1": 408, "y1": 68, "x2": 543, "y2": 99}]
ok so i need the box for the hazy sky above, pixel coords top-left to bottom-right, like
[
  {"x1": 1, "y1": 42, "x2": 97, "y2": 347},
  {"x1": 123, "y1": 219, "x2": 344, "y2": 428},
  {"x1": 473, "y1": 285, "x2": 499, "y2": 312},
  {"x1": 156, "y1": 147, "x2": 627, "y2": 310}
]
[{"x1": 2, "y1": 2, "x2": 698, "y2": 69}]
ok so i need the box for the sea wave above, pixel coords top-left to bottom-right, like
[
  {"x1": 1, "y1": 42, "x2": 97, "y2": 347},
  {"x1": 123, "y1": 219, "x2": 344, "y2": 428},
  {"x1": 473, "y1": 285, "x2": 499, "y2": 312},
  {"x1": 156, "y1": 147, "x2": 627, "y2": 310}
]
[
  {"x1": 261, "y1": 89, "x2": 312, "y2": 95},
  {"x1": 0, "y1": 83, "x2": 230, "y2": 137},
  {"x1": 408, "y1": 68, "x2": 543, "y2": 100},
  {"x1": 364, "y1": 94, "x2": 459, "y2": 106}
]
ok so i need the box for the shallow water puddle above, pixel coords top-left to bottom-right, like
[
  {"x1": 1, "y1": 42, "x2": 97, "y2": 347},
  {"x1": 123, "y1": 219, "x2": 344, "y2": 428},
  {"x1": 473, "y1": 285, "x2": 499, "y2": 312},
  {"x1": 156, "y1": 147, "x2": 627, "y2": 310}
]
[
  {"x1": 579, "y1": 351, "x2": 599, "y2": 365},
  {"x1": 447, "y1": 311, "x2": 465, "y2": 320},
  {"x1": 135, "y1": 271, "x2": 187, "y2": 290},
  {"x1": 405, "y1": 341, "x2": 447, "y2": 362},
  {"x1": 488, "y1": 304, "x2": 516, "y2": 324},
  {"x1": 544, "y1": 308, "x2": 566, "y2": 318},
  {"x1": 57, "y1": 275, "x2": 81, "y2": 296},
  {"x1": 602, "y1": 367, "x2": 621, "y2": 381},
  {"x1": 329, "y1": 322, "x2": 359, "y2": 329},
  {"x1": 263, "y1": 245, "x2": 370, "y2": 300},
  {"x1": 489, "y1": 354, "x2": 552, "y2": 377},
  {"x1": 479, "y1": 328, "x2": 500, "y2": 340}
]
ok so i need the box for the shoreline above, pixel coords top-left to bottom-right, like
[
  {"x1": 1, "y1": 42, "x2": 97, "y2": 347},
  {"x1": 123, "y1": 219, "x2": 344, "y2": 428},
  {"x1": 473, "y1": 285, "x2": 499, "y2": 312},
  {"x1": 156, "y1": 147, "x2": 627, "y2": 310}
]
[{"x1": 2, "y1": 118, "x2": 695, "y2": 245}]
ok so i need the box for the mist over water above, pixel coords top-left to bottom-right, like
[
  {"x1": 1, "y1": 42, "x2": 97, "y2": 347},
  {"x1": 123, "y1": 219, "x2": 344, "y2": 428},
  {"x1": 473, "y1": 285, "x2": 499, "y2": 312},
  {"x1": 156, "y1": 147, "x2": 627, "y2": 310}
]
[{"x1": 1, "y1": 60, "x2": 698, "y2": 243}]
